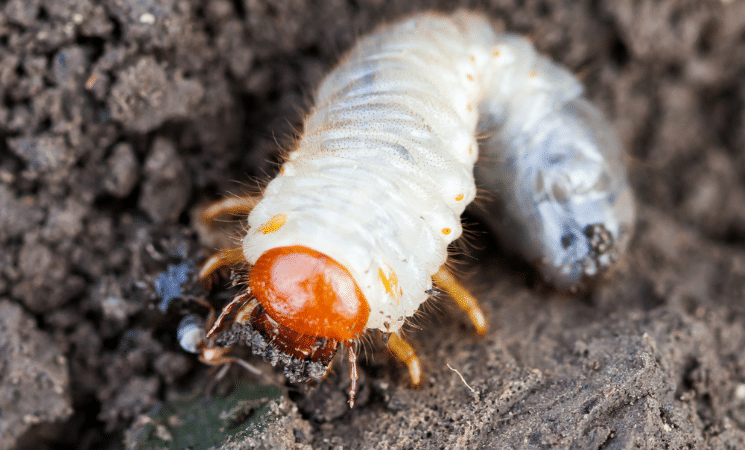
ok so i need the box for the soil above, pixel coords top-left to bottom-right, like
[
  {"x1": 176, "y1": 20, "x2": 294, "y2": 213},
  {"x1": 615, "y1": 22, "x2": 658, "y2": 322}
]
[{"x1": 1, "y1": 0, "x2": 745, "y2": 449}]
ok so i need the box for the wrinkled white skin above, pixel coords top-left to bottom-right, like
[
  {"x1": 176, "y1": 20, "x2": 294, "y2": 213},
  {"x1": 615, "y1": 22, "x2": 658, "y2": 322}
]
[
  {"x1": 476, "y1": 95, "x2": 635, "y2": 288},
  {"x1": 243, "y1": 11, "x2": 635, "y2": 333},
  {"x1": 474, "y1": 37, "x2": 635, "y2": 288}
]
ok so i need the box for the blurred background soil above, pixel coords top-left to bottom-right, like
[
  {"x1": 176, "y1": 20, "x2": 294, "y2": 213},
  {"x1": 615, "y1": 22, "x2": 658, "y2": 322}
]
[{"x1": 1, "y1": 0, "x2": 745, "y2": 448}]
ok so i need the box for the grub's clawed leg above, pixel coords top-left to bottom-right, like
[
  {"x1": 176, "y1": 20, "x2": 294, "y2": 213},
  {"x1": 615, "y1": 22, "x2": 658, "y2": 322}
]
[
  {"x1": 198, "y1": 345, "x2": 233, "y2": 366},
  {"x1": 188, "y1": 196, "x2": 267, "y2": 383},
  {"x1": 199, "y1": 195, "x2": 260, "y2": 288},
  {"x1": 205, "y1": 291, "x2": 252, "y2": 339},
  {"x1": 199, "y1": 341, "x2": 265, "y2": 384},
  {"x1": 188, "y1": 296, "x2": 219, "y2": 326},
  {"x1": 200, "y1": 348, "x2": 263, "y2": 377},
  {"x1": 433, "y1": 266, "x2": 488, "y2": 335},
  {"x1": 200, "y1": 195, "x2": 262, "y2": 223},
  {"x1": 199, "y1": 247, "x2": 245, "y2": 289},
  {"x1": 347, "y1": 344, "x2": 359, "y2": 408},
  {"x1": 178, "y1": 297, "x2": 263, "y2": 378},
  {"x1": 387, "y1": 332, "x2": 422, "y2": 387}
]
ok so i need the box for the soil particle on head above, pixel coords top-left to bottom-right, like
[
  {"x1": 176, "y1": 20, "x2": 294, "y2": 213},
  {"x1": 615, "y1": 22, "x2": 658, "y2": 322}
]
[{"x1": 1, "y1": 0, "x2": 745, "y2": 449}]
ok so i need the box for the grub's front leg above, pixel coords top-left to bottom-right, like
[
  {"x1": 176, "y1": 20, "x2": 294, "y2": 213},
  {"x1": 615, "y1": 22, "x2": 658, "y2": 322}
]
[
  {"x1": 200, "y1": 195, "x2": 262, "y2": 223},
  {"x1": 433, "y1": 266, "x2": 488, "y2": 335},
  {"x1": 387, "y1": 332, "x2": 422, "y2": 388},
  {"x1": 198, "y1": 195, "x2": 262, "y2": 287}
]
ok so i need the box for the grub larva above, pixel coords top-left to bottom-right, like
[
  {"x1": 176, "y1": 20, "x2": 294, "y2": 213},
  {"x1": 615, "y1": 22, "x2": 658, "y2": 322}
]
[{"x1": 182, "y1": 11, "x2": 635, "y2": 407}]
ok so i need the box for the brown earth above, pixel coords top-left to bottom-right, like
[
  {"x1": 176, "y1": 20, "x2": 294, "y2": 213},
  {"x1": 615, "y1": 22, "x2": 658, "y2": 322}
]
[{"x1": 1, "y1": 0, "x2": 745, "y2": 449}]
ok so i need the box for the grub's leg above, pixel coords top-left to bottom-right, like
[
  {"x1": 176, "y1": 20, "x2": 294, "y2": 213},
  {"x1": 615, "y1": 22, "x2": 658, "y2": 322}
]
[
  {"x1": 205, "y1": 291, "x2": 251, "y2": 339},
  {"x1": 189, "y1": 296, "x2": 218, "y2": 326},
  {"x1": 199, "y1": 347, "x2": 270, "y2": 398},
  {"x1": 200, "y1": 195, "x2": 262, "y2": 224},
  {"x1": 199, "y1": 247, "x2": 245, "y2": 289},
  {"x1": 387, "y1": 332, "x2": 422, "y2": 388},
  {"x1": 200, "y1": 346, "x2": 263, "y2": 377},
  {"x1": 347, "y1": 344, "x2": 359, "y2": 408},
  {"x1": 433, "y1": 266, "x2": 488, "y2": 335}
]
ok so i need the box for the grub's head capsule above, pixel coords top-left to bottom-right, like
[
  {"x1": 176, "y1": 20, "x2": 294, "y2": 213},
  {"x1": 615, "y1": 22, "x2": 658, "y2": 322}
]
[{"x1": 246, "y1": 245, "x2": 370, "y2": 366}]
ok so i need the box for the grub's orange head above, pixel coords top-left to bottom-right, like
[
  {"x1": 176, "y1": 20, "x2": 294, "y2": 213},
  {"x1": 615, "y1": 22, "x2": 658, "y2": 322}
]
[{"x1": 248, "y1": 245, "x2": 370, "y2": 345}]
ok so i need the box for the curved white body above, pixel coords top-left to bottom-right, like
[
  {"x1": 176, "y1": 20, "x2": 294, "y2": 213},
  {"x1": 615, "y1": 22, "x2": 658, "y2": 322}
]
[{"x1": 243, "y1": 11, "x2": 634, "y2": 333}]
